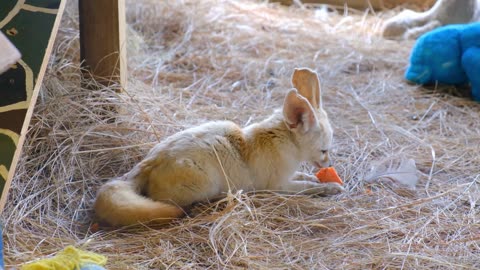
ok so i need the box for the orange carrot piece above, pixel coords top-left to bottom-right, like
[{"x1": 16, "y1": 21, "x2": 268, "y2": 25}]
[{"x1": 315, "y1": 167, "x2": 343, "y2": 185}]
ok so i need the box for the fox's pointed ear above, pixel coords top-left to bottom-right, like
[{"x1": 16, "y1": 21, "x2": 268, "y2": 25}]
[
  {"x1": 283, "y1": 89, "x2": 317, "y2": 134},
  {"x1": 291, "y1": 68, "x2": 321, "y2": 109}
]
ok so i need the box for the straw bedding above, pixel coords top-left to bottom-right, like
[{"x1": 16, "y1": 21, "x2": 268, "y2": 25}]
[{"x1": 3, "y1": 0, "x2": 480, "y2": 269}]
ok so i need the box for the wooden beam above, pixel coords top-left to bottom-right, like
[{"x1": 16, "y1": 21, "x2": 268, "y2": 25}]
[
  {"x1": 270, "y1": 0, "x2": 435, "y2": 10},
  {"x1": 79, "y1": 0, "x2": 126, "y2": 90}
]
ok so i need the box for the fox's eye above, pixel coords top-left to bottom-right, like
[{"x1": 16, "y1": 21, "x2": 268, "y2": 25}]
[{"x1": 321, "y1": 150, "x2": 328, "y2": 154}]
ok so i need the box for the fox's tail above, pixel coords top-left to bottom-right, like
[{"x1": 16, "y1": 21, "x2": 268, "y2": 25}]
[{"x1": 94, "y1": 180, "x2": 184, "y2": 226}]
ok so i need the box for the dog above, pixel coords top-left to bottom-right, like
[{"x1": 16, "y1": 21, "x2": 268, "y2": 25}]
[
  {"x1": 383, "y1": 0, "x2": 480, "y2": 39},
  {"x1": 94, "y1": 68, "x2": 343, "y2": 226}
]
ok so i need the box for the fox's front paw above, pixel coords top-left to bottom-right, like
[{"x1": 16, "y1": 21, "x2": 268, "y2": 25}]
[
  {"x1": 302, "y1": 182, "x2": 344, "y2": 196},
  {"x1": 310, "y1": 182, "x2": 344, "y2": 196},
  {"x1": 278, "y1": 180, "x2": 344, "y2": 195},
  {"x1": 292, "y1": 171, "x2": 318, "y2": 182},
  {"x1": 320, "y1": 183, "x2": 345, "y2": 195}
]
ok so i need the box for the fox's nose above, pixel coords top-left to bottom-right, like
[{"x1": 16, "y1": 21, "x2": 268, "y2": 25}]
[
  {"x1": 315, "y1": 160, "x2": 331, "y2": 169},
  {"x1": 323, "y1": 152, "x2": 332, "y2": 167},
  {"x1": 323, "y1": 159, "x2": 332, "y2": 168}
]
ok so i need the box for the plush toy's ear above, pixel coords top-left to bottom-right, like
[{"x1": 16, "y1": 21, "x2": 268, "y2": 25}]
[
  {"x1": 283, "y1": 89, "x2": 317, "y2": 134},
  {"x1": 291, "y1": 68, "x2": 321, "y2": 109}
]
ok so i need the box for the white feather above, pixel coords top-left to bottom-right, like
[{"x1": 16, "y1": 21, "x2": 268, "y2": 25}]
[{"x1": 365, "y1": 157, "x2": 419, "y2": 189}]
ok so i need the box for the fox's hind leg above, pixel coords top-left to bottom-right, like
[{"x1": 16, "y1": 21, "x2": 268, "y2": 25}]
[{"x1": 145, "y1": 159, "x2": 223, "y2": 207}]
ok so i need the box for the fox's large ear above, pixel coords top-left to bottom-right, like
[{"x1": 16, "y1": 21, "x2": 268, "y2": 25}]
[
  {"x1": 291, "y1": 68, "x2": 321, "y2": 109},
  {"x1": 283, "y1": 89, "x2": 317, "y2": 134}
]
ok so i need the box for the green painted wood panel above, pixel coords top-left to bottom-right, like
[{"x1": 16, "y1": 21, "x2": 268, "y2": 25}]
[{"x1": 0, "y1": 0, "x2": 64, "y2": 211}]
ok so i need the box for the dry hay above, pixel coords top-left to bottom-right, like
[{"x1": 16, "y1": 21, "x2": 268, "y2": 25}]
[{"x1": 3, "y1": 0, "x2": 480, "y2": 269}]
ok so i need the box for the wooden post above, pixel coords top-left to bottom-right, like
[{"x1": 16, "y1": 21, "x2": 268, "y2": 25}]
[{"x1": 79, "y1": 0, "x2": 126, "y2": 90}]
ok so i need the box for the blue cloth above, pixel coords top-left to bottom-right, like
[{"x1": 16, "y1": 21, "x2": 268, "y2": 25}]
[
  {"x1": 406, "y1": 22, "x2": 480, "y2": 101},
  {"x1": 80, "y1": 264, "x2": 107, "y2": 270}
]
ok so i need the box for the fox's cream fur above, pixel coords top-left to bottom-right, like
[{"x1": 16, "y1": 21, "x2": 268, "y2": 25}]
[{"x1": 94, "y1": 68, "x2": 343, "y2": 226}]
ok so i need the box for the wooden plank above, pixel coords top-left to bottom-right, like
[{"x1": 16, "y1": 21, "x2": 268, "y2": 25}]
[
  {"x1": 0, "y1": 0, "x2": 67, "y2": 213},
  {"x1": 79, "y1": 0, "x2": 126, "y2": 90}
]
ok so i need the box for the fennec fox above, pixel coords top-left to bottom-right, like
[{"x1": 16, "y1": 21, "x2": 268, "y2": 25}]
[{"x1": 94, "y1": 68, "x2": 343, "y2": 226}]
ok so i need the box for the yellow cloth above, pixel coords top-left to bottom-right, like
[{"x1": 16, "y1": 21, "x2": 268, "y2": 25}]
[{"x1": 21, "y1": 246, "x2": 107, "y2": 270}]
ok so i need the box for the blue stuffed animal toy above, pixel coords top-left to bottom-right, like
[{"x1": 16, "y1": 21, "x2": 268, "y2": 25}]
[{"x1": 405, "y1": 22, "x2": 480, "y2": 101}]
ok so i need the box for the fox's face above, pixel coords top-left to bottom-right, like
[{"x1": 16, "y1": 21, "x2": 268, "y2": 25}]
[
  {"x1": 307, "y1": 109, "x2": 333, "y2": 168},
  {"x1": 283, "y1": 68, "x2": 333, "y2": 169}
]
